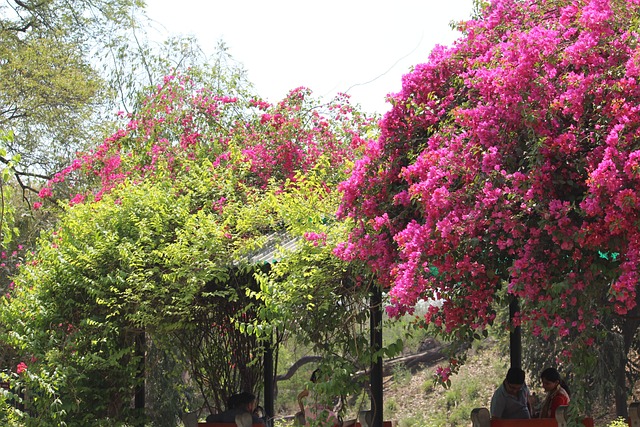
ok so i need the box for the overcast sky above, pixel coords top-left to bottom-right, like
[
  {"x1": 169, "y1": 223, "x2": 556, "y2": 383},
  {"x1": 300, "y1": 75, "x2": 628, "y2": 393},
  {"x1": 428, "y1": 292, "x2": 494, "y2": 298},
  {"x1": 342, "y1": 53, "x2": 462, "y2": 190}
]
[{"x1": 145, "y1": 1, "x2": 474, "y2": 116}]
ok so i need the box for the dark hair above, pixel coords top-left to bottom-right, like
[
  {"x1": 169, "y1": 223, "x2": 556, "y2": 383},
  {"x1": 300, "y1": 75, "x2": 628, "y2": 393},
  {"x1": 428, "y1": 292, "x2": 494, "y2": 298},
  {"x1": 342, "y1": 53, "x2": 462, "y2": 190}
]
[
  {"x1": 227, "y1": 392, "x2": 256, "y2": 410},
  {"x1": 540, "y1": 367, "x2": 571, "y2": 397},
  {"x1": 506, "y1": 367, "x2": 526, "y2": 385}
]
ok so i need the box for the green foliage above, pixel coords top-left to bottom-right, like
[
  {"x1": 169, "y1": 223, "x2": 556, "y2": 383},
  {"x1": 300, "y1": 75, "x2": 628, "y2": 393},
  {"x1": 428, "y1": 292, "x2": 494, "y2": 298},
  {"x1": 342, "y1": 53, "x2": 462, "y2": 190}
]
[
  {"x1": 0, "y1": 0, "x2": 229, "y2": 260},
  {"x1": 0, "y1": 181, "x2": 213, "y2": 424},
  {"x1": 0, "y1": 4, "x2": 262, "y2": 421},
  {"x1": 145, "y1": 337, "x2": 203, "y2": 427},
  {"x1": 421, "y1": 378, "x2": 435, "y2": 395},
  {"x1": 608, "y1": 417, "x2": 629, "y2": 427},
  {"x1": 385, "y1": 397, "x2": 398, "y2": 414},
  {"x1": 0, "y1": 0, "x2": 136, "y2": 178},
  {"x1": 0, "y1": 52, "x2": 377, "y2": 423},
  {"x1": 422, "y1": 354, "x2": 502, "y2": 427},
  {"x1": 0, "y1": 130, "x2": 20, "y2": 246}
]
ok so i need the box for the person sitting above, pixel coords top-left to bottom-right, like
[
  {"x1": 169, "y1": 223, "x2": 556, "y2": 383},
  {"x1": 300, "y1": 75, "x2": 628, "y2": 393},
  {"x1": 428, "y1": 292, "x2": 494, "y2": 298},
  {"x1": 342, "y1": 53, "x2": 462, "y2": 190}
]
[
  {"x1": 490, "y1": 367, "x2": 532, "y2": 419},
  {"x1": 206, "y1": 391, "x2": 265, "y2": 424},
  {"x1": 538, "y1": 367, "x2": 570, "y2": 418}
]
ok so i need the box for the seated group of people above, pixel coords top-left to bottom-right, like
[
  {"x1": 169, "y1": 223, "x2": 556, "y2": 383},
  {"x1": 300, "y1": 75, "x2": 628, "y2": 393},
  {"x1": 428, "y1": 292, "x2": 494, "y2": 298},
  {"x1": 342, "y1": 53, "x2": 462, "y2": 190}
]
[
  {"x1": 491, "y1": 367, "x2": 571, "y2": 420},
  {"x1": 209, "y1": 366, "x2": 568, "y2": 425}
]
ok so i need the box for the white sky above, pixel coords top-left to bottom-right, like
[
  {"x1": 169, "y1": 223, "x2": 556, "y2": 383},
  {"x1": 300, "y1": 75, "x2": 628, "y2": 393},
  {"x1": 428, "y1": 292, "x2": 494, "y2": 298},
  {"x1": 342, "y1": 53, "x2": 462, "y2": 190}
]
[{"x1": 144, "y1": 1, "x2": 474, "y2": 116}]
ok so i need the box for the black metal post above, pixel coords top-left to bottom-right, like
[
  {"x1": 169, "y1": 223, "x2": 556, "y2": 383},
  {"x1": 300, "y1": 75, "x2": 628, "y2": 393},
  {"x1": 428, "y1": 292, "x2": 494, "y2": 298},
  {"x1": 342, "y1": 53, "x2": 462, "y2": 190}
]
[
  {"x1": 370, "y1": 285, "x2": 383, "y2": 427},
  {"x1": 509, "y1": 296, "x2": 522, "y2": 369},
  {"x1": 264, "y1": 340, "x2": 275, "y2": 427}
]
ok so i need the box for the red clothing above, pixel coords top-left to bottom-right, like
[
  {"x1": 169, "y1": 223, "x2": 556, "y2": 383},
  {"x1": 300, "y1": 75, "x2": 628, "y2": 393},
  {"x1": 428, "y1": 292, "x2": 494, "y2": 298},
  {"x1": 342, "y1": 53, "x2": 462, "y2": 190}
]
[{"x1": 540, "y1": 385, "x2": 570, "y2": 418}]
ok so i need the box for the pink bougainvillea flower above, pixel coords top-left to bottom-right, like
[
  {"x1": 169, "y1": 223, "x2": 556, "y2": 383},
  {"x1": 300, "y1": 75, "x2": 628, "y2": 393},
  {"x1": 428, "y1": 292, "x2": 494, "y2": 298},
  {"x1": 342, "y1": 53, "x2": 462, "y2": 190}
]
[
  {"x1": 337, "y1": 0, "x2": 640, "y2": 374},
  {"x1": 16, "y1": 362, "x2": 27, "y2": 374}
]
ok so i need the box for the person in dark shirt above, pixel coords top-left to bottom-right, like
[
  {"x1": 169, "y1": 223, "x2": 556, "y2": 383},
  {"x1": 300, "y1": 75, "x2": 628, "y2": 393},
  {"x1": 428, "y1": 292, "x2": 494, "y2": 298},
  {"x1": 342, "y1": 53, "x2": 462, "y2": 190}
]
[
  {"x1": 490, "y1": 367, "x2": 532, "y2": 419},
  {"x1": 206, "y1": 391, "x2": 265, "y2": 425}
]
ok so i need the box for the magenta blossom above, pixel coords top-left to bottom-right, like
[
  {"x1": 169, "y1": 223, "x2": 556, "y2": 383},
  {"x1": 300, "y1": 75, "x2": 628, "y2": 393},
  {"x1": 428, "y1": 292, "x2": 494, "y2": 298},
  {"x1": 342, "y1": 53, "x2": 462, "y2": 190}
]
[{"x1": 16, "y1": 362, "x2": 27, "y2": 374}]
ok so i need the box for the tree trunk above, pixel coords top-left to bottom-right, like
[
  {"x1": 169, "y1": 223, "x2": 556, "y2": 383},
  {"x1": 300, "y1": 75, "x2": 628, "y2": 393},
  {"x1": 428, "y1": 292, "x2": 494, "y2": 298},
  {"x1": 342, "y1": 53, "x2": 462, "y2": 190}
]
[{"x1": 616, "y1": 317, "x2": 640, "y2": 418}]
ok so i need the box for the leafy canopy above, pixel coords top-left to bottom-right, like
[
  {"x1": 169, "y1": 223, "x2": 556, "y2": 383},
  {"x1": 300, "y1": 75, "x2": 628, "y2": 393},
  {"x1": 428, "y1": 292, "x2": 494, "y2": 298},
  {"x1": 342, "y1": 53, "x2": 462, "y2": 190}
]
[{"x1": 4, "y1": 65, "x2": 376, "y2": 423}]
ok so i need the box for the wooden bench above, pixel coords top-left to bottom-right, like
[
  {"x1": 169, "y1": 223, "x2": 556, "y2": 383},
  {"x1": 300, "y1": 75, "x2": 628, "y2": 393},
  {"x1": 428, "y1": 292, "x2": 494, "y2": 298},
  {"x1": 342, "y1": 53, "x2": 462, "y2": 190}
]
[
  {"x1": 197, "y1": 423, "x2": 264, "y2": 427},
  {"x1": 197, "y1": 423, "x2": 393, "y2": 427},
  {"x1": 470, "y1": 407, "x2": 593, "y2": 427}
]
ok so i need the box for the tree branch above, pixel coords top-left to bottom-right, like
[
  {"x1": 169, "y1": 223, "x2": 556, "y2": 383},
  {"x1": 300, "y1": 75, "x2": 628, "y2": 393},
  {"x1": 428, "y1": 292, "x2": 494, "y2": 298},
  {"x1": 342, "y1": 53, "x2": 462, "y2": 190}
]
[{"x1": 275, "y1": 356, "x2": 323, "y2": 382}]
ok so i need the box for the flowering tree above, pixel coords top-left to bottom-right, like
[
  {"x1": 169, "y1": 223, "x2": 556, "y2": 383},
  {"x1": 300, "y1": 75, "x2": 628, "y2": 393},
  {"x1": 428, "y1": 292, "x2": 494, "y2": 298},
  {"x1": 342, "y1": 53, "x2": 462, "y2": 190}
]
[
  {"x1": 337, "y1": 0, "x2": 640, "y2": 414},
  {"x1": 0, "y1": 66, "x2": 375, "y2": 424}
]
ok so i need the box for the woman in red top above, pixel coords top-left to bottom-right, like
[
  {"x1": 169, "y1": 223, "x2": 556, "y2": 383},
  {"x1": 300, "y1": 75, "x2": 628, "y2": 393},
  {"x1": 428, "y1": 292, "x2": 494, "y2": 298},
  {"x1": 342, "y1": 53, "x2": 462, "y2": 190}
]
[{"x1": 539, "y1": 367, "x2": 570, "y2": 418}]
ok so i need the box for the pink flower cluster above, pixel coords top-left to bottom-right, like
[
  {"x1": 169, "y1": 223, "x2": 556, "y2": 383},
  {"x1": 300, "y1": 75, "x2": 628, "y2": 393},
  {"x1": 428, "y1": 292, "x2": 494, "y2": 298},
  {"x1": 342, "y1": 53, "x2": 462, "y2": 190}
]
[
  {"x1": 337, "y1": 0, "x2": 640, "y2": 349},
  {"x1": 434, "y1": 365, "x2": 452, "y2": 383},
  {"x1": 303, "y1": 232, "x2": 327, "y2": 247},
  {"x1": 37, "y1": 74, "x2": 371, "y2": 208}
]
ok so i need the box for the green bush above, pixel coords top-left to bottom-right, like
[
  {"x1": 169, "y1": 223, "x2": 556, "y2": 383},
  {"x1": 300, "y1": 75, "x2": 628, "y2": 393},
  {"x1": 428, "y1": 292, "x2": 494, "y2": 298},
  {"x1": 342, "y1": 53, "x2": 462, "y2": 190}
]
[{"x1": 608, "y1": 417, "x2": 629, "y2": 427}]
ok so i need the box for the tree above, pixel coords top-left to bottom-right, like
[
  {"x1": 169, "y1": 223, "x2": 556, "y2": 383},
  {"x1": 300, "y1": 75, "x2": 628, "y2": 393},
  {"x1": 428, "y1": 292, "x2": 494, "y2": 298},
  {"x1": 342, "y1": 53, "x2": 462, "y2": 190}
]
[
  {"x1": 1, "y1": 65, "x2": 376, "y2": 424},
  {"x1": 0, "y1": 0, "x2": 215, "y2": 247},
  {"x1": 336, "y1": 0, "x2": 640, "y2": 416},
  {"x1": 0, "y1": 0, "x2": 140, "y2": 177}
]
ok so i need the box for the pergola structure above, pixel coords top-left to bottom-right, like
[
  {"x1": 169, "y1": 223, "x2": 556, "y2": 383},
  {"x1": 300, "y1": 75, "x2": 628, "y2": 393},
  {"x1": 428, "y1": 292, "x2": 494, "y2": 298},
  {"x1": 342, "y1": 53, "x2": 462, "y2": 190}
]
[
  {"x1": 247, "y1": 231, "x2": 386, "y2": 427},
  {"x1": 258, "y1": 293, "x2": 384, "y2": 427}
]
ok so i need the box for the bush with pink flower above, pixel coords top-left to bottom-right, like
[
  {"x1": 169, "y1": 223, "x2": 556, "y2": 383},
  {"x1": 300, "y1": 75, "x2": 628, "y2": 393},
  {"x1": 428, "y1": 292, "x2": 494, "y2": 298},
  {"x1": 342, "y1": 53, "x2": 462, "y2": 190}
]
[{"x1": 337, "y1": 0, "x2": 640, "y2": 411}]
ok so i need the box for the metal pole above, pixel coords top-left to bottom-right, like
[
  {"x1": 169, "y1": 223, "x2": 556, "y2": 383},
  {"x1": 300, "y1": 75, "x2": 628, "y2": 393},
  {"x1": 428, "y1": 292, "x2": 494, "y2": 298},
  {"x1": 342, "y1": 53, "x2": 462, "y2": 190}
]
[
  {"x1": 264, "y1": 339, "x2": 275, "y2": 427},
  {"x1": 370, "y1": 286, "x2": 383, "y2": 427},
  {"x1": 509, "y1": 296, "x2": 522, "y2": 369}
]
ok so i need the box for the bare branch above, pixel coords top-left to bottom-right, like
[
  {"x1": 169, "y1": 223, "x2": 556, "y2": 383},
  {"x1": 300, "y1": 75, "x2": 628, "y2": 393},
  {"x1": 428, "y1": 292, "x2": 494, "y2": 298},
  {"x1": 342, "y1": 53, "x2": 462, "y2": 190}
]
[{"x1": 275, "y1": 356, "x2": 323, "y2": 382}]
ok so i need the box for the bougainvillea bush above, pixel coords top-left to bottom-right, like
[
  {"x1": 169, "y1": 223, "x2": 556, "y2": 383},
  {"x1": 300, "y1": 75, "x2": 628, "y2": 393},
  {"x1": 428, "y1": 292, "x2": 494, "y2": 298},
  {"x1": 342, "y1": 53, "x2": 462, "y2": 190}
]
[
  {"x1": 0, "y1": 68, "x2": 374, "y2": 425},
  {"x1": 337, "y1": 0, "x2": 640, "y2": 411}
]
